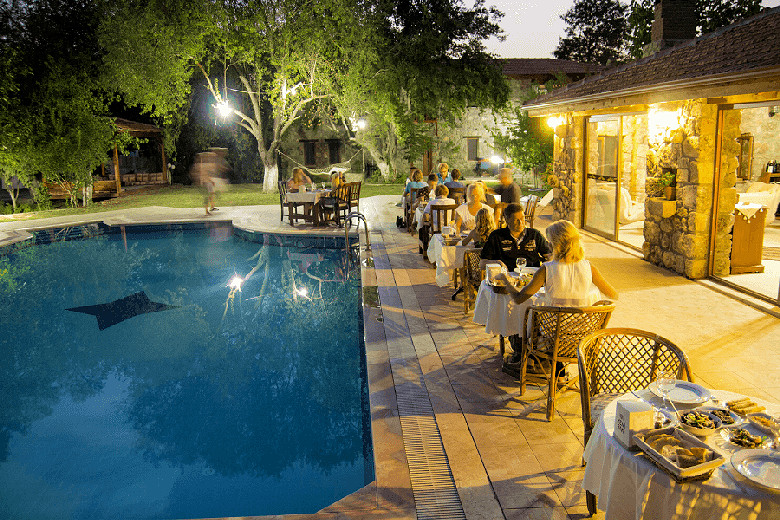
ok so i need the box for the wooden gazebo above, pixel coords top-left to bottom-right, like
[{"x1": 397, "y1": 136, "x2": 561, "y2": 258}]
[{"x1": 110, "y1": 118, "x2": 169, "y2": 195}]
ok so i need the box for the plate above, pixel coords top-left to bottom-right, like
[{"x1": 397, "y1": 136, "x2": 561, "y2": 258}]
[
  {"x1": 699, "y1": 406, "x2": 743, "y2": 428},
  {"x1": 648, "y1": 380, "x2": 712, "y2": 404},
  {"x1": 747, "y1": 413, "x2": 780, "y2": 435},
  {"x1": 730, "y1": 450, "x2": 780, "y2": 493},
  {"x1": 678, "y1": 410, "x2": 721, "y2": 437},
  {"x1": 720, "y1": 428, "x2": 773, "y2": 449}
]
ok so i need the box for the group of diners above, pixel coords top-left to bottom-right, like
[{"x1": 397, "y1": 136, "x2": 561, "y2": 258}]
[
  {"x1": 284, "y1": 167, "x2": 348, "y2": 225},
  {"x1": 401, "y1": 164, "x2": 618, "y2": 379}
]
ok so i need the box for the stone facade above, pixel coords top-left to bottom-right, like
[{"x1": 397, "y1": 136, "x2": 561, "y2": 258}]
[{"x1": 549, "y1": 98, "x2": 740, "y2": 280}]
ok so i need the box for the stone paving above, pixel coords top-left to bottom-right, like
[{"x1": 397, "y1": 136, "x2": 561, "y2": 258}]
[{"x1": 1, "y1": 196, "x2": 778, "y2": 520}]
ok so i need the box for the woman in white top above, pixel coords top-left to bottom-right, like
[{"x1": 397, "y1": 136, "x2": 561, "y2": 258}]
[
  {"x1": 499, "y1": 220, "x2": 617, "y2": 306},
  {"x1": 454, "y1": 182, "x2": 493, "y2": 233}
]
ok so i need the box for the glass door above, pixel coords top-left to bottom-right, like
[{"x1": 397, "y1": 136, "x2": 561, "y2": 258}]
[{"x1": 584, "y1": 117, "x2": 620, "y2": 238}]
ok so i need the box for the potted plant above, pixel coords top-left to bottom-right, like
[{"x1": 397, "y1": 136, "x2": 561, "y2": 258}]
[{"x1": 659, "y1": 170, "x2": 676, "y2": 201}]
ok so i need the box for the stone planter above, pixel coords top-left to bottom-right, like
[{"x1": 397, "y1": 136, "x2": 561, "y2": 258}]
[{"x1": 664, "y1": 186, "x2": 676, "y2": 201}]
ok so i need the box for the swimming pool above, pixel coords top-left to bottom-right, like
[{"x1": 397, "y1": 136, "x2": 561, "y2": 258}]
[{"x1": 0, "y1": 222, "x2": 373, "y2": 519}]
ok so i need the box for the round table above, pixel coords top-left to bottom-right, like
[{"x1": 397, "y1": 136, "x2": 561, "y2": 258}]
[{"x1": 583, "y1": 389, "x2": 780, "y2": 519}]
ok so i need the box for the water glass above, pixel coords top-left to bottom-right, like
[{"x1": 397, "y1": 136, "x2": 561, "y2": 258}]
[
  {"x1": 514, "y1": 258, "x2": 527, "y2": 273},
  {"x1": 656, "y1": 369, "x2": 678, "y2": 413}
]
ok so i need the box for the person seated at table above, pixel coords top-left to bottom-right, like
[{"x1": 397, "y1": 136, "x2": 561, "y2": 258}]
[
  {"x1": 454, "y1": 182, "x2": 493, "y2": 234},
  {"x1": 480, "y1": 202, "x2": 551, "y2": 271},
  {"x1": 410, "y1": 173, "x2": 438, "y2": 215},
  {"x1": 445, "y1": 169, "x2": 464, "y2": 190},
  {"x1": 422, "y1": 184, "x2": 457, "y2": 217},
  {"x1": 485, "y1": 167, "x2": 522, "y2": 205},
  {"x1": 403, "y1": 168, "x2": 426, "y2": 199},
  {"x1": 461, "y1": 207, "x2": 495, "y2": 248},
  {"x1": 286, "y1": 168, "x2": 313, "y2": 192},
  {"x1": 436, "y1": 162, "x2": 452, "y2": 184},
  {"x1": 497, "y1": 220, "x2": 618, "y2": 375}
]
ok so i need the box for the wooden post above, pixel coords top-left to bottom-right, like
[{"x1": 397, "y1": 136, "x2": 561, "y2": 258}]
[{"x1": 113, "y1": 144, "x2": 122, "y2": 194}]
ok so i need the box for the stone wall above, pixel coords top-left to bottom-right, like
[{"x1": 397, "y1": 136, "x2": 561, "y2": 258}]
[
  {"x1": 551, "y1": 115, "x2": 584, "y2": 226},
  {"x1": 711, "y1": 109, "x2": 743, "y2": 276}
]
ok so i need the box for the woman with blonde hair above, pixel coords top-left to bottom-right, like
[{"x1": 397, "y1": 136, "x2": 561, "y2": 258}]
[
  {"x1": 454, "y1": 181, "x2": 492, "y2": 233},
  {"x1": 461, "y1": 207, "x2": 494, "y2": 248},
  {"x1": 498, "y1": 220, "x2": 617, "y2": 307},
  {"x1": 286, "y1": 168, "x2": 312, "y2": 191}
]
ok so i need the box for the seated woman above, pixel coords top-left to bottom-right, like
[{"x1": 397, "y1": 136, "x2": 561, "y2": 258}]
[
  {"x1": 461, "y1": 207, "x2": 495, "y2": 248},
  {"x1": 454, "y1": 182, "x2": 493, "y2": 234},
  {"x1": 497, "y1": 220, "x2": 618, "y2": 371},
  {"x1": 286, "y1": 168, "x2": 312, "y2": 192}
]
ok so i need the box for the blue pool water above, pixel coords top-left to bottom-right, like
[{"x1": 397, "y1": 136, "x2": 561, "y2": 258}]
[{"x1": 0, "y1": 223, "x2": 373, "y2": 519}]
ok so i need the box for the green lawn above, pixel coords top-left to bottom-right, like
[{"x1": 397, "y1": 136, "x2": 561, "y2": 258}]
[{"x1": 1, "y1": 182, "x2": 404, "y2": 222}]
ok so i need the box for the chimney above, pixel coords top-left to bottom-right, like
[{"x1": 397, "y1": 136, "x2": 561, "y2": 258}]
[{"x1": 642, "y1": 0, "x2": 697, "y2": 57}]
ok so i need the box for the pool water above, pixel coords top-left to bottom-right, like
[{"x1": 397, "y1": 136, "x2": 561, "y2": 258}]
[{"x1": 0, "y1": 223, "x2": 373, "y2": 519}]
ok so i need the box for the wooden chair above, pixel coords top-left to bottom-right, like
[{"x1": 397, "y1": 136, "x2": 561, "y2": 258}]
[
  {"x1": 278, "y1": 181, "x2": 306, "y2": 224},
  {"x1": 577, "y1": 328, "x2": 693, "y2": 515},
  {"x1": 346, "y1": 181, "x2": 361, "y2": 213},
  {"x1": 406, "y1": 187, "x2": 422, "y2": 234},
  {"x1": 318, "y1": 184, "x2": 351, "y2": 227},
  {"x1": 518, "y1": 303, "x2": 615, "y2": 421},
  {"x1": 524, "y1": 195, "x2": 540, "y2": 228},
  {"x1": 462, "y1": 248, "x2": 483, "y2": 313},
  {"x1": 429, "y1": 203, "x2": 459, "y2": 234},
  {"x1": 448, "y1": 186, "x2": 466, "y2": 205}
]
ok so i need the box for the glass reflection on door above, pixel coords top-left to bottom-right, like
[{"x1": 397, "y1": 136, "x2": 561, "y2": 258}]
[{"x1": 585, "y1": 118, "x2": 619, "y2": 237}]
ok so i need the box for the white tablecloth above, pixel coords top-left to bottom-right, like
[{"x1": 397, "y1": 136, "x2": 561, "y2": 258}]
[
  {"x1": 427, "y1": 234, "x2": 469, "y2": 286},
  {"x1": 285, "y1": 189, "x2": 330, "y2": 204},
  {"x1": 583, "y1": 389, "x2": 780, "y2": 520},
  {"x1": 472, "y1": 280, "x2": 543, "y2": 337}
]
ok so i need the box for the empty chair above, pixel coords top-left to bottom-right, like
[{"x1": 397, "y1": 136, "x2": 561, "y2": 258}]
[
  {"x1": 524, "y1": 194, "x2": 540, "y2": 228},
  {"x1": 279, "y1": 180, "x2": 306, "y2": 224},
  {"x1": 518, "y1": 303, "x2": 615, "y2": 421},
  {"x1": 577, "y1": 328, "x2": 692, "y2": 515},
  {"x1": 346, "y1": 181, "x2": 361, "y2": 213}
]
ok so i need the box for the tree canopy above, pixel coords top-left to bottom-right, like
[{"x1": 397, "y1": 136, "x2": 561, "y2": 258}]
[{"x1": 554, "y1": 0, "x2": 629, "y2": 65}]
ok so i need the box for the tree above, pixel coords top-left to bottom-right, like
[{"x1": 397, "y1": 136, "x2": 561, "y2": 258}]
[
  {"x1": 333, "y1": 0, "x2": 510, "y2": 178},
  {"x1": 492, "y1": 75, "x2": 566, "y2": 175},
  {"x1": 0, "y1": 0, "x2": 117, "y2": 208},
  {"x1": 627, "y1": 0, "x2": 762, "y2": 58},
  {"x1": 554, "y1": 0, "x2": 629, "y2": 65}
]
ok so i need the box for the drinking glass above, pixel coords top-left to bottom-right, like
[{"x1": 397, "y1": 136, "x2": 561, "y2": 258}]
[
  {"x1": 514, "y1": 258, "x2": 527, "y2": 273},
  {"x1": 656, "y1": 369, "x2": 678, "y2": 414}
]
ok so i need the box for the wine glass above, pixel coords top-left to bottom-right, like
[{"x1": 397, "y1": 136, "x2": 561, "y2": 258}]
[{"x1": 656, "y1": 369, "x2": 678, "y2": 414}]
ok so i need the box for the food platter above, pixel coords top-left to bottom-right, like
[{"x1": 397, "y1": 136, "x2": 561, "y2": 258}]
[
  {"x1": 747, "y1": 413, "x2": 780, "y2": 436},
  {"x1": 730, "y1": 450, "x2": 780, "y2": 493},
  {"x1": 648, "y1": 380, "x2": 712, "y2": 405},
  {"x1": 677, "y1": 410, "x2": 721, "y2": 437},
  {"x1": 720, "y1": 428, "x2": 773, "y2": 449},
  {"x1": 698, "y1": 406, "x2": 743, "y2": 429}
]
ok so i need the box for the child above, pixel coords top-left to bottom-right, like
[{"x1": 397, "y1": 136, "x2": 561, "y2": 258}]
[{"x1": 461, "y1": 207, "x2": 495, "y2": 248}]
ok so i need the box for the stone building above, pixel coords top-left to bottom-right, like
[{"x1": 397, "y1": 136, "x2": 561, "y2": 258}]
[{"x1": 524, "y1": 2, "x2": 780, "y2": 285}]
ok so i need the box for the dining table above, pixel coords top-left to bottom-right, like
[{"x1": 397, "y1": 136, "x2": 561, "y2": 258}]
[
  {"x1": 583, "y1": 388, "x2": 780, "y2": 520},
  {"x1": 285, "y1": 188, "x2": 331, "y2": 226},
  {"x1": 472, "y1": 275, "x2": 542, "y2": 337},
  {"x1": 427, "y1": 233, "x2": 470, "y2": 287}
]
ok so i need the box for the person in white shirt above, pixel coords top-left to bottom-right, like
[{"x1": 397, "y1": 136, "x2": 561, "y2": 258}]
[
  {"x1": 454, "y1": 182, "x2": 493, "y2": 233},
  {"x1": 423, "y1": 184, "x2": 456, "y2": 216}
]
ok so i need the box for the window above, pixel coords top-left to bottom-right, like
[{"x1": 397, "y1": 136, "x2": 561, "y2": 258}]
[
  {"x1": 301, "y1": 140, "x2": 317, "y2": 166},
  {"x1": 326, "y1": 139, "x2": 341, "y2": 164},
  {"x1": 466, "y1": 137, "x2": 479, "y2": 161}
]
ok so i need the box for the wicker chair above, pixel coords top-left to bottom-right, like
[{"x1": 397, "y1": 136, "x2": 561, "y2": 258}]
[
  {"x1": 462, "y1": 248, "x2": 483, "y2": 313},
  {"x1": 518, "y1": 303, "x2": 615, "y2": 421},
  {"x1": 577, "y1": 328, "x2": 692, "y2": 515},
  {"x1": 524, "y1": 195, "x2": 540, "y2": 228}
]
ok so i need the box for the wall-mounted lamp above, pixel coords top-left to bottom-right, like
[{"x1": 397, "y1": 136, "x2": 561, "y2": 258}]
[{"x1": 547, "y1": 115, "x2": 565, "y2": 128}]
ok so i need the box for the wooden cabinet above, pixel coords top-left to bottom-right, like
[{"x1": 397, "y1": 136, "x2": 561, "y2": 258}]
[{"x1": 731, "y1": 207, "x2": 766, "y2": 274}]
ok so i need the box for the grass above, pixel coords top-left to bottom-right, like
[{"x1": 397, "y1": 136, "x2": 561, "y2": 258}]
[{"x1": 0, "y1": 182, "x2": 404, "y2": 222}]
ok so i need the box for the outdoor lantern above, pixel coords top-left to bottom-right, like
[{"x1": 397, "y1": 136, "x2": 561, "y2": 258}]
[
  {"x1": 547, "y1": 115, "x2": 565, "y2": 128},
  {"x1": 356, "y1": 118, "x2": 367, "y2": 130},
  {"x1": 490, "y1": 155, "x2": 504, "y2": 164},
  {"x1": 216, "y1": 100, "x2": 232, "y2": 118}
]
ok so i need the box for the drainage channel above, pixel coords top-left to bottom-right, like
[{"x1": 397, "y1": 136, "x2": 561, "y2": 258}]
[{"x1": 395, "y1": 382, "x2": 466, "y2": 520}]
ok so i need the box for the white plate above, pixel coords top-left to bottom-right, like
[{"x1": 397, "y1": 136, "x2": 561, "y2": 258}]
[
  {"x1": 648, "y1": 380, "x2": 712, "y2": 404},
  {"x1": 747, "y1": 413, "x2": 780, "y2": 435},
  {"x1": 698, "y1": 406, "x2": 743, "y2": 428},
  {"x1": 720, "y1": 428, "x2": 773, "y2": 449},
  {"x1": 731, "y1": 450, "x2": 780, "y2": 493}
]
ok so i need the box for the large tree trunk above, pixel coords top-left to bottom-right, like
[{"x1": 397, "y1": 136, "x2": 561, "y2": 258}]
[
  {"x1": 5, "y1": 187, "x2": 18, "y2": 212},
  {"x1": 260, "y1": 146, "x2": 279, "y2": 192}
]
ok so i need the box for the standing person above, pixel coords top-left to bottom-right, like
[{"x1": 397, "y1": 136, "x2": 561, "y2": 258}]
[
  {"x1": 190, "y1": 151, "x2": 220, "y2": 215},
  {"x1": 486, "y1": 167, "x2": 522, "y2": 205},
  {"x1": 480, "y1": 203, "x2": 551, "y2": 270},
  {"x1": 497, "y1": 220, "x2": 618, "y2": 373},
  {"x1": 445, "y1": 169, "x2": 464, "y2": 190}
]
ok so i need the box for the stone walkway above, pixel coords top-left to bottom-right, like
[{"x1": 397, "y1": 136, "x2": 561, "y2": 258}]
[{"x1": 1, "y1": 196, "x2": 778, "y2": 520}]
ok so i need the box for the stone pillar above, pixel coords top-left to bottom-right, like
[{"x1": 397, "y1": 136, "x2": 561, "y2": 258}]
[{"x1": 550, "y1": 115, "x2": 584, "y2": 226}]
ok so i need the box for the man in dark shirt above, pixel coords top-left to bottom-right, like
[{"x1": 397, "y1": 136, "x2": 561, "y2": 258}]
[
  {"x1": 480, "y1": 203, "x2": 551, "y2": 270},
  {"x1": 486, "y1": 168, "x2": 522, "y2": 205}
]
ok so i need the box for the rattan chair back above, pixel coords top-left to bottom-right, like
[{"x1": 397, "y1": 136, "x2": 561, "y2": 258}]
[
  {"x1": 576, "y1": 327, "x2": 692, "y2": 516},
  {"x1": 462, "y1": 248, "x2": 483, "y2": 313},
  {"x1": 519, "y1": 303, "x2": 615, "y2": 421}
]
